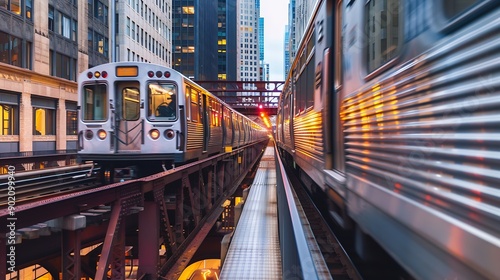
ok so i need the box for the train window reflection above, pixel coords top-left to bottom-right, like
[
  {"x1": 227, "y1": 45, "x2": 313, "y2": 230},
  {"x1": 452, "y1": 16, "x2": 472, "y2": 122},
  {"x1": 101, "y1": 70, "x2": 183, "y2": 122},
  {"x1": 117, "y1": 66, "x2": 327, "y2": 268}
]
[
  {"x1": 365, "y1": 0, "x2": 402, "y2": 73},
  {"x1": 122, "y1": 87, "x2": 140, "y2": 121},
  {"x1": 148, "y1": 83, "x2": 177, "y2": 120},
  {"x1": 443, "y1": 0, "x2": 480, "y2": 20},
  {"x1": 83, "y1": 84, "x2": 108, "y2": 121}
]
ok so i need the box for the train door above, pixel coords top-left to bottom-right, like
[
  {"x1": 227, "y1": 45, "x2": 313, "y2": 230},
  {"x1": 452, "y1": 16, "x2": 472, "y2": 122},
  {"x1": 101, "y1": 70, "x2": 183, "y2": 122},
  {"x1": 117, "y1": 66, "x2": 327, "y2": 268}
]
[
  {"x1": 113, "y1": 82, "x2": 143, "y2": 153},
  {"x1": 330, "y1": 0, "x2": 345, "y2": 173}
]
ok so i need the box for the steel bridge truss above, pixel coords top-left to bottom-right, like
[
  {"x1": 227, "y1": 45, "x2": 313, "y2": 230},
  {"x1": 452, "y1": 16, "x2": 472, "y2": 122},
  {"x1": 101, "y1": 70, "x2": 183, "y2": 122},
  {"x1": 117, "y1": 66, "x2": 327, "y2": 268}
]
[
  {"x1": 194, "y1": 81, "x2": 284, "y2": 115},
  {"x1": 0, "y1": 140, "x2": 268, "y2": 280}
]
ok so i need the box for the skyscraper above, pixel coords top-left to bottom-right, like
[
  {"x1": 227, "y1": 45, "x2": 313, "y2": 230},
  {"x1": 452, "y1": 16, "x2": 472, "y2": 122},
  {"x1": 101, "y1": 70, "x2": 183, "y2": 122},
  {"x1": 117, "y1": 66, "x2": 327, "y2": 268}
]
[
  {"x1": 217, "y1": 0, "x2": 238, "y2": 81},
  {"x1": 237, "y1": 0, "x2": 260, "y2": 82},
  {"x1": 115, "y1": 0, "x2": 173, "y2": 66},
  {"x1": 172, "y1": 0, "x2": 218, "y2": 80},
  {"x1": 284, "y1": 25, "x2": 290, "y2": 78}
]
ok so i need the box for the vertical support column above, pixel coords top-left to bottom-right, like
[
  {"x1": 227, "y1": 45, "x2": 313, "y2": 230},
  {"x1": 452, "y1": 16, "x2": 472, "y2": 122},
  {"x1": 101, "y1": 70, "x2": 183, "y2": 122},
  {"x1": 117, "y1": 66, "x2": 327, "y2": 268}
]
[
  {"x1": 138, "y1": 201, "x2": 159, "y2": 279},
  {"x1": 62, "y1": 229, "x2": 82, "y2": 280},
  {"x1": 224, "y1": 159, "x2": 233, "y2": 193},
  {"x1": 206, "y1": 168, "x2": 213, "y2": 210},
  {"x1": 175, "y1": 181, "x2": 185, "y2": 244},
  {"x1": 217, "y1": 161, "x2": 225, "y2": 196},
  {"x1": 110, "y1": 219, "x2": 126, "y2": 280},
  {"x1": 154, "y1": 187, "x2": 176, "y2": 252},
  {"x1": 57, "y1": 98, "x2": 67, "y2": 151},
  {"x1": 184, "y1": 172, "x2": 200, "y2": 226},
  {"x1": 95, "y1": 200, "x2": 124, "y2": 280}
]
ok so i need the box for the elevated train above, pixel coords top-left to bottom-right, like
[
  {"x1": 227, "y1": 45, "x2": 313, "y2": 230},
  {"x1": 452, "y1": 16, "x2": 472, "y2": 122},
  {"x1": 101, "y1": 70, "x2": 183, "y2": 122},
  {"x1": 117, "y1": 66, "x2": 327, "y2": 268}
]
[
  {"x1": 77, "y1": 62, "x2": 268, "y2": 174},
  {"x1": 276, "y1": 0, "x2": 500, "y2": 279}
]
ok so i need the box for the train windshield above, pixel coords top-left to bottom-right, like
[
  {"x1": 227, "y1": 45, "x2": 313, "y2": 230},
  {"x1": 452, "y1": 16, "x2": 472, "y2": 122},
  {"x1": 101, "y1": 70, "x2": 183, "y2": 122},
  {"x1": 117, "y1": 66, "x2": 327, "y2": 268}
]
[
  {"x1": 82, "y1": 84, "x2": 108, "y2": 121},
  {"x1": 148, "y1": 83, "x2": 177, "y2": 120}
]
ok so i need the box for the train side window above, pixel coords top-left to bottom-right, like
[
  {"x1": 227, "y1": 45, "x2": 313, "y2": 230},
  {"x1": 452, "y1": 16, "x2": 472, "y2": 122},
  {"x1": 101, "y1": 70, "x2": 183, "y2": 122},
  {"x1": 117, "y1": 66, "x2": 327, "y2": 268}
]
[
  {"x1": 190, "y1": 90, "x2": 199, "y2": 122},
  {"x1": 148, "y1": 83, "x2": 177, "y2": 120},
  {"x1": 83, "y1": 84, "x2": 108, "y2": 121},
  {"x1": 439, "y1": 0, "x2": 497, "y2": 33},
  {"x1": 185, "y1": 86, "x2": 191, "y2": 120},
  {"x1": 443, "y1": 0, "x2": 480, "y2": 20},
  {"x1": 365, "y1": 0, "x2": 402, "y2": 73}
]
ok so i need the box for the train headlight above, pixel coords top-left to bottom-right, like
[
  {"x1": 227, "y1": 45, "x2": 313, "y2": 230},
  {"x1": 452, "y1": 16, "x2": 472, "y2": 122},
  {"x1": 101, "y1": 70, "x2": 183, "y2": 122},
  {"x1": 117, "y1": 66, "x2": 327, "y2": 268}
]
[
  {"x1": 85, "y1": 130, "x2": 94, "y2": 140},
  {"x1": 164, "y1": 129, "x2": 175, "y2": 140},
  {"x1": 97, "y1": 129, "x2": 107, "y2": 140},
  {"x1": 150, "y1": 129, "x2": 160, "y2": 140}
]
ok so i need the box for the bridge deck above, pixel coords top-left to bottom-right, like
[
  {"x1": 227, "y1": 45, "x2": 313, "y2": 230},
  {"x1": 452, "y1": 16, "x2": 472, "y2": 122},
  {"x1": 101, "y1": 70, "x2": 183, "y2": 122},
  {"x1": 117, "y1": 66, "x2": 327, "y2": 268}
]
[{"x1": 219, "y1": 146, "x2": 282, "y2": 279}]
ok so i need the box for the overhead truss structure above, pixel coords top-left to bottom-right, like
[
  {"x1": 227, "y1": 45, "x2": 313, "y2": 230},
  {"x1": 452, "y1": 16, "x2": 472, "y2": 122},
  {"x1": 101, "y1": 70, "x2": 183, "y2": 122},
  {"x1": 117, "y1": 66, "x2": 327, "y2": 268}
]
[{"x1": 194, "y1": 81, "x2": 285, "y2": 115}]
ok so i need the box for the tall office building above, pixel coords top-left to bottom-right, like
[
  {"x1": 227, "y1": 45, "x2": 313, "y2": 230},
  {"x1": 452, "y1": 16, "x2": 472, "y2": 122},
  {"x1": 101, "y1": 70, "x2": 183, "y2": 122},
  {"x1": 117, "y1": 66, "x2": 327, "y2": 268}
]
[
  {"x1": 237, "y1": 0, "x2": 260, "y2": 82},
  {"x1": 287, "y1": 0, "x2": 297, "y2": 66},
  {"x1": 284, "y1": 25, "x2": 290, "y2": 78},
  {"x1": 258, "y1": 16, "x2": 267, "y2": 81},
  {"x1": 0, "y1": 0, "x2": 172, "y2": 157},
  {"x1": 172, "y1": 0, "x2": 218, "y2": 80},
  {"x1": 115, "y1": 0, "x2": 173, "y2": 66},
  {"x1": 217, "y1": 0, "x2": 237, "y2": 81},
  {"x1": 258, "y1": 17, "x2": 264, "y2": 62}
]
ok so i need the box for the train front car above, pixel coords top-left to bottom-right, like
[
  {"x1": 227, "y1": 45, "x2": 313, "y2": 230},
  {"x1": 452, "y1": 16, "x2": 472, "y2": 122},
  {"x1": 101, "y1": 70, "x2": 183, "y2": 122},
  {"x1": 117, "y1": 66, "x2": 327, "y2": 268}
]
[{"x1": 77, "y1": 62, "x2": 185, "y2": 173}]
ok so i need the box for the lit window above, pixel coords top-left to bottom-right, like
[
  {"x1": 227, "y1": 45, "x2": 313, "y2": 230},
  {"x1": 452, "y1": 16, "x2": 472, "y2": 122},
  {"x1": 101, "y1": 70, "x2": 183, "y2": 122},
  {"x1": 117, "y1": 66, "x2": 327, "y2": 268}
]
[
  {"x1": 0, "y1": 104, "x2": 18, "y2": 135},
  {"x1": 33, "y1": 108, "x2": 56, "y2": 135},
  {"x1": 66, "y1": 110, "x2": 77, "y2": 135},
  {"x1": 182, "y1": 6, "x2": 194, "y2": 14}
]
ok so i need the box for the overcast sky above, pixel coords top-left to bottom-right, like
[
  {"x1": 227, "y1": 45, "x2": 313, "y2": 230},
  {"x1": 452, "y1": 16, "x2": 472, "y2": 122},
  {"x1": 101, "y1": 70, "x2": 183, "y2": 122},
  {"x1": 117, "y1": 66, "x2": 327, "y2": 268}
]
[{"x1": 261, "y1": 0, "x2": 289, "y2": 81}]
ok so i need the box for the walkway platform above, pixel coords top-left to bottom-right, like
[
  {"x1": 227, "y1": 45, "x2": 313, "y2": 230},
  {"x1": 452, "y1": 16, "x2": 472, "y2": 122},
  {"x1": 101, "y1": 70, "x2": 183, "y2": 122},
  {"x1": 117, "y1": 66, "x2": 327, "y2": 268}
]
[{"x1": 219, "y1": 146, "x2": 282, "y2": 279}]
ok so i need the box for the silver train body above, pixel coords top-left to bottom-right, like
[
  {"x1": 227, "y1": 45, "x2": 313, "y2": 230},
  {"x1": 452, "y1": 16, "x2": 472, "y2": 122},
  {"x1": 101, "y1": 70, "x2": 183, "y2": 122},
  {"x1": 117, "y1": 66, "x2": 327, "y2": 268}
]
[
  {"x1": 77, "y1": 62, "x2": 268, "y2": 166},
  {"x1": 276, "y1": 0, "x2": 500, "y2": 279}
]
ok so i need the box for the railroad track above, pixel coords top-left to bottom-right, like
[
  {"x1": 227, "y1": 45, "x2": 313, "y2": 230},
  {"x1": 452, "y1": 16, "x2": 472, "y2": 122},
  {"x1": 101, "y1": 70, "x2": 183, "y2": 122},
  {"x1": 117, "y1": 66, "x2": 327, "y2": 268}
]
[{"x1": 0, "y1": 164, "x2": 100, "y2": 206}]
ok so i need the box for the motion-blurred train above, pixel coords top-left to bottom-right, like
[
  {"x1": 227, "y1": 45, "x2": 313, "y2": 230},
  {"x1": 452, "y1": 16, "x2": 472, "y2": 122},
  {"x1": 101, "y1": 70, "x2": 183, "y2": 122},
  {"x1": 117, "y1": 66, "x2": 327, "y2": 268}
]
[
  {"x1": 275, "y1": 0, "x2": 500, "y2": 279},
  {"x1": 77, "y1": 62, "x2": 268, "y2": 173}
]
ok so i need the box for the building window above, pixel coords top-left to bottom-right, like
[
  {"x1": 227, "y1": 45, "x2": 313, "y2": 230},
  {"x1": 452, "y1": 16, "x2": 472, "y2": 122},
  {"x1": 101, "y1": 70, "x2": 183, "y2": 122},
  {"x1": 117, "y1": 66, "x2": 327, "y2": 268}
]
[
  {"x1": 126, "y1": 17, "x2": 131, "y2": 36},
  {"x1": 62, "y1": 14, "x2": 71, "y2": 38},
  {"x1": 48, "y1": 6, "x2": 77, "y2": 41},
  {"x1": 66, "y1": 110, "x2": 77, "y2": 135},
  {"x1": 33, "y1": 107, "x2": 55, "y2": 135},
  {"x1": 88, "y1": 29, "x2": 94, "y2": 52},
  {"x1": 92, "y1": 31, "x2": 109, "y2": 57},
  {"x1": 26, "y1": 0, "x2": 33, "y2": 20},
  {"x1": 182, "y1": 6, "x2": 194, "y2": 14},
  {"x1": 66, "y1": 102, "x2": 77, "y2": 135},
  {"x1": 0, "y1": 0, "x2": 21, "y2": 15},
  {"x1": 0, "y1": 31, "x2": 23, "y2": 67},
  {"x1": 94, "y1": 0, "x2": 109, "y2": 23},
  {"x1": 0, "y1": 102, "x2": 18, "y2": 135},
  {"x1": 50, "y1": 51, "x2": 76, "y2": 81}
]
